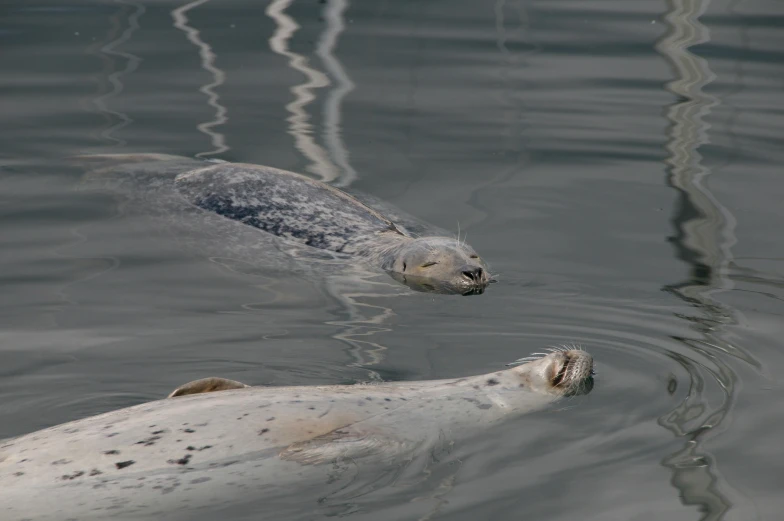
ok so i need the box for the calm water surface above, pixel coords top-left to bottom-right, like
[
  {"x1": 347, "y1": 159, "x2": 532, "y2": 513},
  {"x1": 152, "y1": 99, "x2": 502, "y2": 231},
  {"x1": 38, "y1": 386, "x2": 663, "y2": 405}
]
[{"x1": 2, "y1": 0, "x2": 783, "y2": 519}]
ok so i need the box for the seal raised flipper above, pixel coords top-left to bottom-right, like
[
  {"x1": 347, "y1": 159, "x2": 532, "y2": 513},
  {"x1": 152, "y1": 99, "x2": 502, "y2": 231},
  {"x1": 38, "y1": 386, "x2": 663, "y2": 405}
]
[
  {"x1": 280, "y1": 426, "x2": 408, "y2": 465},
  {"x1": 168, "y1": 377, "x2": 250, "y2": 398}
]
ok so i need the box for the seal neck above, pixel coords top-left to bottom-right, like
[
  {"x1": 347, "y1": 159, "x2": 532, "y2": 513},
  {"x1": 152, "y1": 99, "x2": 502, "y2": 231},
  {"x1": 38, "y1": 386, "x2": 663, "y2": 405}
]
[{"x1": 349, "y1": 231, "x2": 413, "y2": 265}]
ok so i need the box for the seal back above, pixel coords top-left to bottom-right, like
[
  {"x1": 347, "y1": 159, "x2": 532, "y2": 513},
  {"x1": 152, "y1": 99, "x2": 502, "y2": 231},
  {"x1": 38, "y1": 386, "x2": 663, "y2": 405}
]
[{"x1": 175, "y1": 163, "x2": 401, "y2": 253}]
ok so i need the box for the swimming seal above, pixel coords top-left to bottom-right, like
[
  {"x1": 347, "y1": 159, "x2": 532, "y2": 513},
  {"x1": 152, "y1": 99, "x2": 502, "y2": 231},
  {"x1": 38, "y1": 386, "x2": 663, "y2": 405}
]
[
  {"x1": 78, "y1": 154, "x2": 493, "y2": 295},
  {"x1": 0, "y1": 348, "x2": 593, "y2": 520}
]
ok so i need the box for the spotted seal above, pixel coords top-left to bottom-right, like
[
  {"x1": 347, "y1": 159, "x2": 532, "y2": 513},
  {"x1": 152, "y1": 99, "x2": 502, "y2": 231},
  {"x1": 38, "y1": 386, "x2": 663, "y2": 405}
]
[
  {"x1": 78, "y1": 154, "x2": 493, "y2": 295},
  {"x1": 0, "y1": 349, "x2": 593, "y2": 520}
]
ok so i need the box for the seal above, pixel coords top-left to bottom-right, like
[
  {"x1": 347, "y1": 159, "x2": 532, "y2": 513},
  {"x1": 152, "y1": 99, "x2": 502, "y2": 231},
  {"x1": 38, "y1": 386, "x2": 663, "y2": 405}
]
[
  {"x1": 0, "y1": 348, "x2": 593, "y2": 520},
  {"x1": 79, "y1": 155, "x2": 493, "y2": 295}
]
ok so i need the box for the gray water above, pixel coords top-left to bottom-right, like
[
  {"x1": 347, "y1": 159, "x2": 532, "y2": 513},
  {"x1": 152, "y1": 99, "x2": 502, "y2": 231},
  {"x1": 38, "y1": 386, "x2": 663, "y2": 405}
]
[{"x1": 2, "y1": 0, "x2": 783, "y2": 519}]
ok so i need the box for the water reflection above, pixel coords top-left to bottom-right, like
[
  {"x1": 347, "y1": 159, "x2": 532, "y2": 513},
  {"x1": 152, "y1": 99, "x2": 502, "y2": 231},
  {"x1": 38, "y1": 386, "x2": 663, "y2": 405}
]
[
  {"x1": 656, "y1": 0, "x2": 755, "y2": 518},
  {"x1": 317, "y1": 0, "x2": 357, "y2": 187},
  {"x1": 89, "y1": 0, "x2": 145, "y2": 146},
  {"x1": 267, "y1": 0, "x2": 346, "y2": 184},
  {"x1": 172, "y1": 0, "x2": 230, "y2": 157}
]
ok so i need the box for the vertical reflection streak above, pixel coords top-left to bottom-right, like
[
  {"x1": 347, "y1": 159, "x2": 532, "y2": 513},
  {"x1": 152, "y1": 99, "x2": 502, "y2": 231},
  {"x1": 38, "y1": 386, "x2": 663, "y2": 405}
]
[
  {"x1": 655, "y1": 0, "x2": 755, "y2": 519},
  {"x1": 317, "y1": 0, "x2": 358, "y2": 187},
  {"x1": 491, "y1": 0, "x2": 535, "y2": 184},
  {"x1": 92, "y1": 0, "x2": 145, "y2": 146},
  {"x1": 172, "y1": 0, "x2": 229, "y2": 157},
  {"x1": 266, "y1": 0, "x2": 339, "y2": 183}
]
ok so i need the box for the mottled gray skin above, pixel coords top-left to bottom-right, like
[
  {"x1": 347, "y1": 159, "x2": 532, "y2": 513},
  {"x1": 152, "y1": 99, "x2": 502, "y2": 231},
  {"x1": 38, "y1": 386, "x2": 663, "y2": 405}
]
[
  {"x1": 174, "y1": 163, "x2": 492, "y2": 294},
  {"x1": 0, "y1": 350, "x2": 593, "y2": 520}
]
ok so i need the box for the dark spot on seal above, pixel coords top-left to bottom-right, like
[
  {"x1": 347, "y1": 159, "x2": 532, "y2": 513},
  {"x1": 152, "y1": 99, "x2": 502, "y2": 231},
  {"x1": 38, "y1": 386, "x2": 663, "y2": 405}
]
[
  {"x1": 308, "y1": 406, "x2": 315, "y2": 410},
  {"x1": 183, "y1": 428, "x2": 195, "y2": 433},
  {"x1": 13, "y1": 472, "x2": 24, "y2": 477},
  {"x1": 106, "y1": 432, "x2": 119, "y2": 437},
  {"x1": 259, "y1": 428, "x2": 270, "y2": 435},
  {"x1": 266, "y1": 417, "x2": 275, "y2": 421},
  {"x1": 486, "y1": 378, "x2": 499, "y2": 386},
  {"x1": 384, "y1": 398, "x2": 391, "y2": 402},
  {"x1": 190, "y1": 477, "x2": 211, "y2": 484},
  {"x1": 103, "y1": 450, "x2": 120, "y2": 455},
  {"x1": 115, "y1": 460, "x2": 135, "y2": 469},
  {"x1": 90, "y1": 469, "x2": 103, "y2": 476},
  {"x1": 478, "y1": 403, "x2": 492, "y2": 409},
  {"x1": 167, "y1": 454, "x2": 192, "y2": 465},
  {"x1": 136, "y1": 435, "x2": 161, "y2": 446},
  {"x1": 365, "y1": 397, "x2": 372, "y2": 401},
  {"x1": 151, "y1": 430, "x2": 165, "y2": 435},
  {"x1": 60, "y1": 470, "x2": 85, "y2": 480},
  {"x1": 51, "y1": 459, "x2": 72, "y2": 465},
  {"x1": 186, "y1": 445, "x2": 212, "y2": 451},
  {"x1": 161, "y1": 483, "x2": 180, "y2": 494}
]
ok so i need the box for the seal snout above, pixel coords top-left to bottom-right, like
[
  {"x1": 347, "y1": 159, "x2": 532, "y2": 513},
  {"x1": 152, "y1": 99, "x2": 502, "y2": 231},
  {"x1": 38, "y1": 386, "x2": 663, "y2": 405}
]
[
  {"x1": 551, "y1": 350, "x2": 594, "y2": 396},
  {"x1": 460, "y1": 265, "x2": 485, "y2": 283}
]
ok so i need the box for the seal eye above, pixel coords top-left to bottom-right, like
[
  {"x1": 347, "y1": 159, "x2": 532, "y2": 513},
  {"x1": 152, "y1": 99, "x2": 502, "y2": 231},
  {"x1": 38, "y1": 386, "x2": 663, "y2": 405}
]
[
  {"x1": 421, "y1": 261, "x2": 438, "y2": 268},
  {"x1": 469, "y1": 255, "x2": 479, "y2": 259}
]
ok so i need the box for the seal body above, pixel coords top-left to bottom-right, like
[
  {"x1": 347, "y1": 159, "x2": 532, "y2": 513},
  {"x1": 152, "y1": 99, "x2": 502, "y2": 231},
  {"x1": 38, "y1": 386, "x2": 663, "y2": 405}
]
[
  {"x1": 79, "y1": 155, "x2": 492, "y2": 294},
  {"x1": 0, "y1": 350, "x2": 593, "y2": 520}
]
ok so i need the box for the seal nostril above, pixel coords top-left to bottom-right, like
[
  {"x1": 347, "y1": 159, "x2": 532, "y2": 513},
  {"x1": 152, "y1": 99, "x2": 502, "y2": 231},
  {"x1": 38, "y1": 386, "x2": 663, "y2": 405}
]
[{"x1": 461, "y1": 266, "x2": 483, "y2": 283}]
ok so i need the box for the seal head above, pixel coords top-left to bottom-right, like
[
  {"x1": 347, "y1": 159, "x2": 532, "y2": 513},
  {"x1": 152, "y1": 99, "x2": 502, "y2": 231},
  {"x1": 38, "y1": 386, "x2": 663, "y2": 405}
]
[
  {"x1": 506, "y1": 348, "x2": 595, "y2": 397},
  {"x1": 381, "y1": 237, "x2": 492, "y2": 294}
]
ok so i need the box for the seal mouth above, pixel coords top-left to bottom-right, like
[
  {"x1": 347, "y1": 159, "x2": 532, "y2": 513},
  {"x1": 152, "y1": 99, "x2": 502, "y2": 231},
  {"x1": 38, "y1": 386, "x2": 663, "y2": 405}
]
[
  {"x1": 388, "y1": 271, "x2": 492, "y2": 296},
  {"x1": 551, "y1": 350, "x2": 594, "y2": 396},
  {"x1": 455, "y1": 272, "x2": 495, "y2": 295}
]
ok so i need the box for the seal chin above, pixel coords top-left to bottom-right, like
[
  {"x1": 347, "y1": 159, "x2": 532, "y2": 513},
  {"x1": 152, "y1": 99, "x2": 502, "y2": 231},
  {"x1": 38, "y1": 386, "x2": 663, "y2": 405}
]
[{"x1": 549, "y1": 350, "x2": 594, "y2": 396}]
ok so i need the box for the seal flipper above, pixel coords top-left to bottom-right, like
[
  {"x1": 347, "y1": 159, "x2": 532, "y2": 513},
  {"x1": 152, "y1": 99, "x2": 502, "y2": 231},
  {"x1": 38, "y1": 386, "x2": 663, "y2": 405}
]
[
  {"x1": 279, "y1": 427, "x2": 406, "y2": 465},
  {"x1": 168, "y1": 377, "x2": 250, "y2": 398}
]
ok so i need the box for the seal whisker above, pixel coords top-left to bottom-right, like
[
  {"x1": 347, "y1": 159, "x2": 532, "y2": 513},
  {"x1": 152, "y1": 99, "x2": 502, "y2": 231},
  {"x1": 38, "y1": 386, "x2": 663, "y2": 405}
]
[{"x1": 505, "y1": 352, "x2": 548, "y2": 366}]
